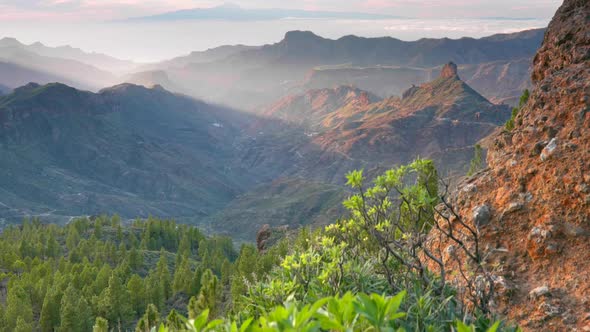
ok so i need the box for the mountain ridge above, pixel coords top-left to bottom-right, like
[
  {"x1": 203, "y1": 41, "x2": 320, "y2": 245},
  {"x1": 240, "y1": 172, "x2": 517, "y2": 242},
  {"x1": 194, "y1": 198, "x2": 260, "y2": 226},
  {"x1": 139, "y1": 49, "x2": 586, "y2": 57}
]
[
  {"x1": 0, "y1": 37, "x2": 137, "y2": 73},
  {"x1": 0, "y1": 82, "x2": 258, "y2": 223},
  {"x1": 141, "y1": 28, "x2": 545, "y2": 111}
]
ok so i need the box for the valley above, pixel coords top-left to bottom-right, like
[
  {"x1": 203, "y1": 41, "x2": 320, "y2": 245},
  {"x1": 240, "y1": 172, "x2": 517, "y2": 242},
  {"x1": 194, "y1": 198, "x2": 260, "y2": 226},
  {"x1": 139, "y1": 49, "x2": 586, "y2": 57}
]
[{"x1": 0, "y1": 61, "x2": 511, "y2": 240}]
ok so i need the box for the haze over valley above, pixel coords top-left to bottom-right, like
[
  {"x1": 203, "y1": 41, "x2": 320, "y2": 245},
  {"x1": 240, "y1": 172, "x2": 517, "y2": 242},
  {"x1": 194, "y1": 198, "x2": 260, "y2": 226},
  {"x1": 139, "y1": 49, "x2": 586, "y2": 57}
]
[{"x1": 0, "y1": 26, "x2": 544, "y2": 236}]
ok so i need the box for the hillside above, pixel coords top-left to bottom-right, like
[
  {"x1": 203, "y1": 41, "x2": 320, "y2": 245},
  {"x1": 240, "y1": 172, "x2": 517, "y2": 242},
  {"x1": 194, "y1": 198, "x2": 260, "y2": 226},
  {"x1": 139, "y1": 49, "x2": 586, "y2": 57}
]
[
  {"x1": 0, "y1": 83, "x2": 257, "y2": 224},
  {"x1": 0, "y1": 83, "x2": 10, "y2": 95},
  {"x1": 204, "y1": 177, "x2": 346, "y2": 241},
  {"x1": 0, "y1": 66, "x2": 510, "y2": 238},
  {"x1": 194, "y1": 66, "x2": 513, "y2": 239},
  {"x1": 260, "y1": 86, "x2": 380, "y2": 130},
  {"x1": 437, "y1": 0, "x2": 590, "y2": 329},
  {"x1": 255, "y1": 63, "x2": 510, "y2": 177},
  {"x1": 313, "y1": 63, "x2": 509, "y2": 172},
  {"x1": 0, "y1": 216, "x2": 240, "y2": 331}
]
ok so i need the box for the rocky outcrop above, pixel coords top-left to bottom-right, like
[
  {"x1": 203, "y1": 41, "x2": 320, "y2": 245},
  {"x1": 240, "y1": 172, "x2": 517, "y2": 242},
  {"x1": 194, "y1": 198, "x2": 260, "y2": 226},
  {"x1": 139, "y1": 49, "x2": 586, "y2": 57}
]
[
  {"x1": 309, "y1": 67, "x2": 511, "y2": 176},
  {"x1": 440, "y1": 62, "x2": 459, "y2": 79},
  {"x1": 256, "y1": 224, "x2": 272, "y2": 252},
  {"x1": 444, "y1": 0, "x2": 590, "y2": 330}
]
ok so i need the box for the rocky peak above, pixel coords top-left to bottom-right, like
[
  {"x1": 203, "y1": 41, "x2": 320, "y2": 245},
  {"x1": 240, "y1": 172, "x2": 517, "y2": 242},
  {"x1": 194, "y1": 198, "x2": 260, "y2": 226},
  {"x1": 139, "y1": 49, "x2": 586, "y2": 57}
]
[
  {"x1": 443, "y1": 0, "x2": 590, "y2": 329},
  {"x1": 282, "y1": 30, "x2": 324, "y2": 45},
  {"x1": 440, "y1": 61, "x2": 459, "y2": 79}
]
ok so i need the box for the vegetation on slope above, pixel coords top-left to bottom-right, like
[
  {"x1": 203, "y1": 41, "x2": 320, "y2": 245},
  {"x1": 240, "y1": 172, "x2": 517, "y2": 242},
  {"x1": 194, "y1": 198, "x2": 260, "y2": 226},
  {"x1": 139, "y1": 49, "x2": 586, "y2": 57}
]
[
  {"x1": 504, "y1": 89, "x2": 529, "y2": 131},
  {"x1": 0, "y1": 159, "x2": 520, "y2": 331},
  {"x1": 0, "y1": 216, "x2": 238, "y2": 331}
]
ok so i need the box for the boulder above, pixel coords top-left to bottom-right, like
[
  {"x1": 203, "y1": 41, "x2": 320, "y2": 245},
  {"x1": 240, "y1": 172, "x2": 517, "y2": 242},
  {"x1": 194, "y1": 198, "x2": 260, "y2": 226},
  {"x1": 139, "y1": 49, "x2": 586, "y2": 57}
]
[
  {"x1": 540, "y1": 137, "x2": 558, "y2": 161},
  {"x1": 529, "y1": 285, "x2": 550, "y2": 299},
  {"x1": 473, "y1": 204, "x2": 491, "y2": 227}
]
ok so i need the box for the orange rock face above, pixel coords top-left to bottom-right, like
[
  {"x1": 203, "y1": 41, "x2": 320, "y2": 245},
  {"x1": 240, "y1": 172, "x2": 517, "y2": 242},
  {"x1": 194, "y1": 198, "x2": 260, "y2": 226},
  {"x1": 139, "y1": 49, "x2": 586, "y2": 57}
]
[
  {"x1": 442, "y1": 0, "x2": 590, "y2": 330},
  {"x1": 440, "y1": 62, "x2": 459, "y2": 79}
]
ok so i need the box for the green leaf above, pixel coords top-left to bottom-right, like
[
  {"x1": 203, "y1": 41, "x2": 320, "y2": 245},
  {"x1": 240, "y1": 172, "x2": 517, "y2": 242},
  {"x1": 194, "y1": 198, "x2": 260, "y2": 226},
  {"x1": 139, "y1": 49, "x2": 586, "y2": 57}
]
[
  {"x1": 486, "y1": 321, "x2": 501, "y2": 332},
  {"x1": 206, "y1": 319, "x2": 224, "y2": 330},
  {"x1": 239, "y1": 317, "x2": 254, "y2": 332},
  {"x1": 456, "y1": 321, "x2": 474, "y2": 332},
  {"x1": 193, "y1": 309, "x2": 210, "y2": 329}
]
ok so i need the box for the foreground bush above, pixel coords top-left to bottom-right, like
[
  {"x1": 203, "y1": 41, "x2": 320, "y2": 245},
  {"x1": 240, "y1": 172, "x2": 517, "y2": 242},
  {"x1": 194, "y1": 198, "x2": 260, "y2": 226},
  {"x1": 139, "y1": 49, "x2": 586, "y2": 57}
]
[{"x1": 139, "y1": 292, "x2": 509, "y2": 332}]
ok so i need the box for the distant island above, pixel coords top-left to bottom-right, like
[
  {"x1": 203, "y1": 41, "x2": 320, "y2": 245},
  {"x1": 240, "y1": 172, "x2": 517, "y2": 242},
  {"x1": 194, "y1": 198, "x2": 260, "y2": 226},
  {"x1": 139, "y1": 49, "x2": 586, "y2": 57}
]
[{"x1": 124, "y1": 3, "x2": 403, "y2": 22}]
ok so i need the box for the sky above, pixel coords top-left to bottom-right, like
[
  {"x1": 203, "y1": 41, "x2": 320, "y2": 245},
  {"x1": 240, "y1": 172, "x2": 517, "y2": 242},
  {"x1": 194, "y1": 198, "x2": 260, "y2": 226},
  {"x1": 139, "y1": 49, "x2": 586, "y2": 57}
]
[
  {"x1": 0, "y1": 1, "x2": 561, "y2": 62},
  {"x1": 0, "y1": 0, "x2": 562, "y2": 21}
]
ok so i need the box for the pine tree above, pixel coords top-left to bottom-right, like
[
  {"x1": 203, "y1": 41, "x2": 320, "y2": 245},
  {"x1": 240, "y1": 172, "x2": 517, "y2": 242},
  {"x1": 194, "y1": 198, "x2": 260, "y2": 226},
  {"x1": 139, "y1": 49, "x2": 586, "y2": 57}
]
[
  {"x1": 173, "y1": 255, "x2": 192, "y2": 295},
  {"x1": 13, "y1": 317, "x2": 33, "y2": 332},
  {"x1": 94, "y1": 220, "x2": 103, "y2": 238},
  {"x1": 45, "y1": 232, "x2": 60, "y2": 258},
  {"x1": 467, "y1": 144, "x2": 484, "y2": 176},
  {"x1": 198, "y1": 239, "x2": 210, "y2": 268},
  {"x1": 93, "y1": 265, "x2": 112, "y2": 295},
  {"x1": 127, "y1": 274, "x2": 145, "y2": 316},
  {"x1": 166, "y1": 309, "x2": 185, "y2": 330},
  {"x1": 156, "y1": 249, "x2": 172, "y2": 300},
  {"x1": 4, "y1": 285, "x2": 33, "y2": 330},
  {"x1": 97, "y1": 273, "x2": 132, "y2": 326},
  {"x1": 93, "y1": 317, "x2": 108, "y2": 332},
  {"x1": 190, "y1": 266, "x2": 204, "y2": 297},
  {"x1": 231, "y1": 245, "x2": 257, "y2": 303},
  {"x1": 78, "y1": 297, "x2": 94, "y2": 332},
  {"x1": 144, "y1": 271, "x2": 164, "y2": 311},
  {"x1": 188, "y1": 269, "x2": 220, "y2": 319},
  {"x1": 0, "y1": 303, "x2": 5, "y2": 330},
  {"x1": 40, "y1": 286, "x2": 62, "y2": 332},
  {"x1": 220, "y1": 258, "x2": 232, "y2": 286},
  {"x1": 128, "y1": 246, "x2": 143, "y2": 270},
  {"x1": 178, "y1": 234, "x2": 191, "y2": 257},
  {"x1": 66, "y1": 227, "x2": 80, "y2": 252},
  {"x1": 187, "y1": 296, "x2": 200, "y2": 320},
  {"x1": 58, "y1": 285, "x2": 82, "y2": 332},
  {"x1": 135, "y1": 304, "x2": 159, "y2": 332}
]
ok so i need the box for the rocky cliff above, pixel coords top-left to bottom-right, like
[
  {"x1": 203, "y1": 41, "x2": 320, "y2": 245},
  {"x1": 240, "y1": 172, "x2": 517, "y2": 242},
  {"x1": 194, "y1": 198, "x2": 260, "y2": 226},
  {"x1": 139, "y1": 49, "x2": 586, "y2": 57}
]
[
  {"x1": 446, "y1": 0, "x2": 590, "y2": 329},
  {"x1": 309, "y1": 67, "x2": 510, "y2": 175}
]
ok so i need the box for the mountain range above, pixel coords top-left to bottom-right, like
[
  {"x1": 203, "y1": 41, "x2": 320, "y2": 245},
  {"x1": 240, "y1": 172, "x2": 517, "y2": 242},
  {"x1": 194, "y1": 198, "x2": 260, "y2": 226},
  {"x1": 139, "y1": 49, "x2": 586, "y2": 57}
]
[
  {"x1": 0, "y1": 37, "x2": 126, "y2": 91},
  {"x1": 0, "y1": 83, "x2": 254, "y2": 224},
  {"x1": 302, "y1": 58, "x2": 533, "y2": 106},
  {"x1": 0, "y1": 61, "x2": 511, "y2": 240},
  {"x1": 131, "y1": 28, "x2": 544, "y2": 110},
  {"x1": 0, "y1": 28, "x2": 543, "y2": 112},
  {"x1": 0, "y1": 26, "x2": 542, "y2": 240}
]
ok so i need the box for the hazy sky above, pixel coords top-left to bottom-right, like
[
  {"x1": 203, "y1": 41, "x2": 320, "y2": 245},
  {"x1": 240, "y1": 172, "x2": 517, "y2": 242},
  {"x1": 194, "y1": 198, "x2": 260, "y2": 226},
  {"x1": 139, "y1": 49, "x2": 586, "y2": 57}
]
[
  {"x1": 0, "y1": 0, "x2": 562, "y2": 21},
  {"x1": 0, "y1": 1, "x2": 561, "y2": 62}
]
